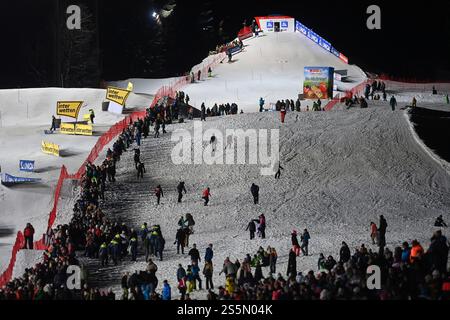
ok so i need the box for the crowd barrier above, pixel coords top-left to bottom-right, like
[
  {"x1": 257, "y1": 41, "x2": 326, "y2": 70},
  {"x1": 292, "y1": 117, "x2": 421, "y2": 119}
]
[
  {"x1": 324, "y1": 80, "x2": 369, "y2": 111},
  {"x1": 0, "y1": 51, "x2": 227, "y2": 288}
]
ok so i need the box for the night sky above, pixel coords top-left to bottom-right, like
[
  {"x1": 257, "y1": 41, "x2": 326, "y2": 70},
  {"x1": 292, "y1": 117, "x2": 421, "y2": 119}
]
[{"x1": 1, "y1": 0, "x2": 449, "y2": 88}]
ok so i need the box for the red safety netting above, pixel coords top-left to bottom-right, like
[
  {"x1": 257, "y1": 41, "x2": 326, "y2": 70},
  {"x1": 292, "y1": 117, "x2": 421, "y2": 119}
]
[
  {"x1": 324, "y1": 80, "x2": 369, "y2": 111},
  {"x1": 0, "y1": 232, "x2": 24, "y2": 287},
  {"x1": 0, "y1": 51, "x2": 227, "y2": 288}
]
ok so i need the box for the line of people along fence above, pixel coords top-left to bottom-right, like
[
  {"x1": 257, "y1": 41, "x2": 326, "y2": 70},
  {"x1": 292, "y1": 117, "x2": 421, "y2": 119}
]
[{"x1": 0, "y1": 51, "x2": 227, "y2": 288}]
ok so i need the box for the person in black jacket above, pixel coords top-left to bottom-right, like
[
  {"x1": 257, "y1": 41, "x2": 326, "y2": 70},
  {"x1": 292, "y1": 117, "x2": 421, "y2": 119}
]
[
  {"x1": 174, "y1": 228, "x2": 186, "y2": 254},
  {"x1": 177, "y1": 181, "x2": 187, "y2": 203},
  {"x1": 250, "y1": 183, "x2": 260, "y2": 204},
  {"x1": 246, "y1": 220, "x2": 257, "y2": 240},
  {"x1": 137, "y1": 161, "x2": 146, "y2": 179},
  {"x1": 286, "y1": 249, "x2": 297, "y2": 277},
  {"x1": 188, "y1": 243, "x2": 201, "y2": 264},
  {"x1": 339, "y1": 241, "x2": 351, "y2": 263},
  {"x1": 378, "y1": 215, "x2": 388, "y2": 253}
]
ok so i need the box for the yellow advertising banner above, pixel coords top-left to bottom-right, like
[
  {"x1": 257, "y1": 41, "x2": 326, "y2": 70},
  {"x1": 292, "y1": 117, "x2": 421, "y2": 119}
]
[
  {"x1": 83, "y1": 114, "x2": 91, "y2": 123},
  {"x1": 75, "y1": 124, "x2": 93, "y2": 136},
  {"x1": 60, "y1": 123, "x2": 75, "y2": 135},
  {"x1": 41, "y1": 141, "x2": 60, "y2": 157},
  {"x1": 60, "y1": 123, "x2": 93, "y2": 136},
  {"x1": 56, "y1": 101, "x2": 83, "y2": 119},
  {"x1": 106, "y1": 87, "x2": 130, "y2": 106}
]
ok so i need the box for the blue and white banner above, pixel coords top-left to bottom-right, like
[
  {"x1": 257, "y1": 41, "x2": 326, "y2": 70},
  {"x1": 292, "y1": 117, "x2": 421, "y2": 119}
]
[
  {"x1": 295, "y1": 21, "x2": 309, "y2": 36},
  {"x1": 1, "y1": 173, "x2": 41, "y2": 185},
  {"x1": 319, "y1": 38, "x2": 331, "y2": 52},
  {"x1": 331, "y1": 47, "x2": 340, "y2": 58},
  {"x1": 19, "y1": 160, "x2": 35, "y2": 172},
  {"x1": 307, "y1": 30, "x2": 320, "y2": 44},
  {"x1": 281, "y1": 21, "x2": 289, "y2": 29},
  {"x1": 266, "y1": 21, "x2": 274, "y2": 29}
]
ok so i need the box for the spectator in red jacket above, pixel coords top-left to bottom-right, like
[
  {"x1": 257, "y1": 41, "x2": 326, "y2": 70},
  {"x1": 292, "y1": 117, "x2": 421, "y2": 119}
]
[
  {"x1": 202, "y1": 187, "x2": 211, "y2": 206},
  {"x1": 23, "y1": 223, "x2": 35, "y2": 249}
]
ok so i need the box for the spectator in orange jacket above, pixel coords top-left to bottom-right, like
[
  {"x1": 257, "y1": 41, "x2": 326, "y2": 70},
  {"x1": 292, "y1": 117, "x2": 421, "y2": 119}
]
[
  {"x1": 23, "y1": 223, "x2": 35, "y2": 249},
  {"x1": 410, "y1": 240, "x2": 424, "y2": 264}
]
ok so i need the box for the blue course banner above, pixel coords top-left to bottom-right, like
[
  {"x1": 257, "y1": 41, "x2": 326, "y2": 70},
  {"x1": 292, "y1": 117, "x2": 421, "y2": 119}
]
[
  {"x1": 319, "y1": 38, "x2": 331, "y2": 51},
  {"x1": 266, "y1": 21, "x2": 274, "y2": 29},
  {"x1": 331, "y1": 47, "x2": 340, "y2": 58},
  {"x1": 19, "y1": 160, "x2": 35, "y2": 172},
  {"x1": 1, "y1": 173, "x2": 41, "y2": 185},
  {"x1": 307, "y1": 30, "x2": 320, "y2": 44},
  {"x1": 295, "y1": 21, "x2": 309, "y2": 36},
  {"x1": 281, "y1": 21, "x2": 289, "y2": 28}
]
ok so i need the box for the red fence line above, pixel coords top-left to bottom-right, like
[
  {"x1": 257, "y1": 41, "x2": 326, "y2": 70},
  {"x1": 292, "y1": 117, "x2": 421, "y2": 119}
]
[
  {"x1": 324, "y1": 80, "x2": 369, "y2": 111},
  {"x1": 0, "y1": 51, "x2": 227, "y2": 289}
]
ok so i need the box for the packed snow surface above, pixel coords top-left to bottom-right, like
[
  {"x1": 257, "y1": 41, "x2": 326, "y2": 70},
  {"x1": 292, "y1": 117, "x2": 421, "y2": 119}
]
[{"x1": 82, "y1": 94, "x2": 450, "y2": 299}]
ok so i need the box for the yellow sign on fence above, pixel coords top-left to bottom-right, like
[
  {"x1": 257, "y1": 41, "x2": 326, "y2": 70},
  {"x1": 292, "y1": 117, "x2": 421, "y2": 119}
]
[
  {"x1": 60, "y1": 123, "x2": 93, "y2": 136},
  {"x1": 60, "y1": 123, "x2": 75, "y2": 135},
  {"x1": 56, "y1": 101, "x2": 83, "y2": 119},
  {"x1": 106, "y1": 87, "x2": 130, "y2": 106},
  {"x1": 41, "y1": 141, "x2": 60, "y2": 157},
  {"x1": 75, "y1": 123, "x2": 93, "y2": 136}
]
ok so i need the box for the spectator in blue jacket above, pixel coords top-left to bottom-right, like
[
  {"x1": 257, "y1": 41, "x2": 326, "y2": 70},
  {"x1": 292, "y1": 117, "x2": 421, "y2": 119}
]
[
  {"x1": 401, "y1": 242, "x2": 410, "y2": 263},
  {"x1": 205, "y1": 244, "x2": 214, "y2": 263},
  {"x1": 162, "y1": 280, "x2": 171, "y2": 300}
]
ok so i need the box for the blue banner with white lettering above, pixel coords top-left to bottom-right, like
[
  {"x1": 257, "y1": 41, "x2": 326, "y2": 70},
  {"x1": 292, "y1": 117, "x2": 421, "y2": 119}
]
[
  {"x1": 331, "y1": 47, "x2": 340, "y2": 58},
  {"x1": 1, "y1": 173, "x2": 41, "y2": 185},
  {"x1": 19, "y1": 160, "x2": 35, "y2": 172}
]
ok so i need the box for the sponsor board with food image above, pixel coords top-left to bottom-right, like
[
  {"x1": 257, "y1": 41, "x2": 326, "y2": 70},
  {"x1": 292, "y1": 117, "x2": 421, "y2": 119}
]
[{"x1": 303, "y1": 67, "x2": 334, "y2": 100}]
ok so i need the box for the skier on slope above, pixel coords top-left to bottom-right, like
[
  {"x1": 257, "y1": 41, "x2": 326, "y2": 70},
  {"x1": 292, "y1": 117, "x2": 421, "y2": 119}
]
[
  {"x1": 250, "y1": 183, "x2": 260, "y2": 204},
  {"x1": 154, "y1": 185, "x2": 164, "y2": 205}
]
